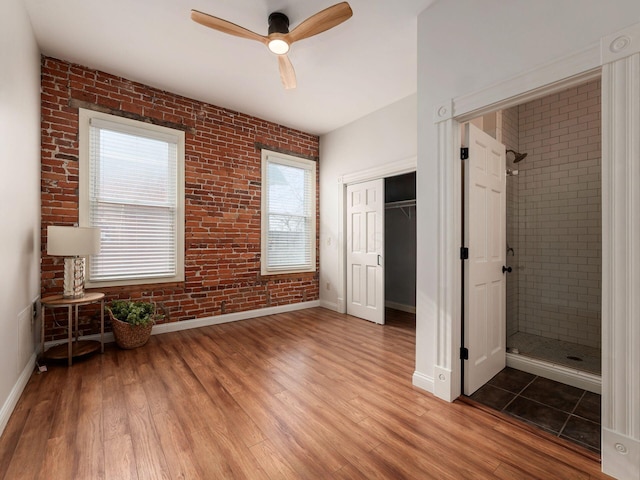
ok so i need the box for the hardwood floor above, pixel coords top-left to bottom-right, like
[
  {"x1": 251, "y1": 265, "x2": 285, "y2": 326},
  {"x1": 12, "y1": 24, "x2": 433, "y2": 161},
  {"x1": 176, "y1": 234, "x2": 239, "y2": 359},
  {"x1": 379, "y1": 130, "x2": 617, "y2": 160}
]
[{"x1": 0, "y1": 308, "x2": 611, "y2": 479}]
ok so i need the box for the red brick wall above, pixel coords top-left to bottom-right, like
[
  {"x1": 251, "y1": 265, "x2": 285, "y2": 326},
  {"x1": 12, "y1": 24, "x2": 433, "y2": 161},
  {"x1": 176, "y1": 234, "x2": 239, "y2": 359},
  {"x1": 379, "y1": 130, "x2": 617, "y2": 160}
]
[{"x1": 41, "y1": 56, "x2": 319, "y2": 340}]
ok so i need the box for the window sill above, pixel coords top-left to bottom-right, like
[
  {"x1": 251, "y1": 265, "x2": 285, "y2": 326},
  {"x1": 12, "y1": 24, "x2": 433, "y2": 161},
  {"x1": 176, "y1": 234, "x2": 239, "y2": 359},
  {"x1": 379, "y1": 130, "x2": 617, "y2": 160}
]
[
  {"x1": 259, "y1": 269, "x2": 318, "y2": 280},
  {"x1": 86, "y1": 274, "x2": 184, "y2": 289}
]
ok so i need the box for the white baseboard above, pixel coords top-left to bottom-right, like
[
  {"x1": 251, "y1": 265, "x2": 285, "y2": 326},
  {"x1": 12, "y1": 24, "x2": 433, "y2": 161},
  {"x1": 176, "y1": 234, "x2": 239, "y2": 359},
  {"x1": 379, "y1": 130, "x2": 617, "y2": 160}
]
[
  {"x1": 319, "y1": 299, "x2": 340, "y2": 312},
  {"x1": 45, "y1": 300, "x2": 322, "y2": 349},
  {"x1": 152, "y1": 300, "x2": 321, "y2": 335},
  {"x1": 336, "y1": 297, "x2": 345, "y2": 314},
  {"x1": 0, "y1": 352, "x2": 36, "y2": 437},
  {"x1": 506, "y1": 353, "x2": 601, "y2": 394},
  {"x1": 412, "y1": 370, "x2": 434, "y2": 394},
  {"x1": 385, "y1": 301, "x2": 416, "y2": 314}
]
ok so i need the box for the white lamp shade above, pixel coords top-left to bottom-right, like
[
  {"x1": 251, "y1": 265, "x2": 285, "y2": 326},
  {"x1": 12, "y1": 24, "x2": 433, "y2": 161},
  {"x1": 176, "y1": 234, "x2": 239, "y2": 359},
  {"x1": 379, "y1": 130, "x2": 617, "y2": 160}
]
[{"x1": 47, "y1": 226, "x2": 101, "y2": 256}]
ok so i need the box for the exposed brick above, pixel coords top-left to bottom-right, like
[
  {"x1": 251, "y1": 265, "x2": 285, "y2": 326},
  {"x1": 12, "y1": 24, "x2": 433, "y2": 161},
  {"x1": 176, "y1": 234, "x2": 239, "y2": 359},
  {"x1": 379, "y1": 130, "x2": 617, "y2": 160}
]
[{"x1": 41, "y1": 56, "x2": 320, "y2": 342}]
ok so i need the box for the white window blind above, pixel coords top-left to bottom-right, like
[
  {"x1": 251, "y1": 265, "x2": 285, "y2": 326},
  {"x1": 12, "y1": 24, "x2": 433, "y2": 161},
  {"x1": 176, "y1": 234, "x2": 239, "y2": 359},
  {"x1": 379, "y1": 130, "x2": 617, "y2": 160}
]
[
  {"x1": 87, "y1": 117, "x2": 180, "y2": 282},
  {"x1": 261, "y1": 151, "x2": 316, "y2": 274}
]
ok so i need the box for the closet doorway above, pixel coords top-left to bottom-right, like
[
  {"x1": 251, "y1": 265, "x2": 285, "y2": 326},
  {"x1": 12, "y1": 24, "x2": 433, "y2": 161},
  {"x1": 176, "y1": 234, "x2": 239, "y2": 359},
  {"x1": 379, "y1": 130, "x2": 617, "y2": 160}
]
[
  {"x1": 345, "y1": 172, "x2": 416, "y2": 324},
  {"x1": 384, "y1": 172, "x2": 416, "y2": 316}
]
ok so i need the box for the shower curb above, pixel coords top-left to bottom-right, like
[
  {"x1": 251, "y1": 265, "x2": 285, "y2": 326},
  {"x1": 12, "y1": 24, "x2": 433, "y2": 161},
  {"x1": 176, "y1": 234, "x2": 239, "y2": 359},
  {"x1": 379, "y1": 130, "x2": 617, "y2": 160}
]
[{"x1": 506, "y1": 353, "x2": 601, "y2": 394}]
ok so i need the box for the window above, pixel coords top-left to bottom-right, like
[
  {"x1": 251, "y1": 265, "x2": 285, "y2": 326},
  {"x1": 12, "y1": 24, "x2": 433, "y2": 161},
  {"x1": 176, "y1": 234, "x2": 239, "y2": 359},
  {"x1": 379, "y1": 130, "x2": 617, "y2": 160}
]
[
  {"x1": 79, "y1": 109, "x2": 185, "y2": 286},
  {"x1": 261, "y1": 150, "x2": 316, "y2": 275}
]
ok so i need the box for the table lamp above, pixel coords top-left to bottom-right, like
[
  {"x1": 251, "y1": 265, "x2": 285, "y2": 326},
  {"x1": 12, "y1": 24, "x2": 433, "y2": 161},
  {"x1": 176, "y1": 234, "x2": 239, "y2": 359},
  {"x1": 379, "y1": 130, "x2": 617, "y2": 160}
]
[{"x1": 47, "y1": 226, "x2": 101, "y2": 298}]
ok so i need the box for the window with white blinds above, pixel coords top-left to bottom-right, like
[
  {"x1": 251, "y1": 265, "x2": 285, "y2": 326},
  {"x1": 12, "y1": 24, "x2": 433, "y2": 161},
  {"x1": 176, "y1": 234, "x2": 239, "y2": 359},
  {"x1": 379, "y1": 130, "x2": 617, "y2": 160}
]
[
  {"x1": 79, "y1": 109, "x2": 185, "y2": 286},
  {"x1": 261, "y1": 150, "x2": 316, "y2": 275}
]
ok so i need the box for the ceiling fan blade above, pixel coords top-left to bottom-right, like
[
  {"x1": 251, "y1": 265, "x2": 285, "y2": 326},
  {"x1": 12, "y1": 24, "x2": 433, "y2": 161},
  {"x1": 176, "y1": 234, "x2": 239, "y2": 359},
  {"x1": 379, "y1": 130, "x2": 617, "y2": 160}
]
[
  {"x1": 278, "y1": 55, "x2": 297, "y2": 90},
  {"x1": 191, "y1": 10, "x2": 267, "y2": 44},
  {"x1": 287, "y1": 2, "x2": 353, "y2": 43}
]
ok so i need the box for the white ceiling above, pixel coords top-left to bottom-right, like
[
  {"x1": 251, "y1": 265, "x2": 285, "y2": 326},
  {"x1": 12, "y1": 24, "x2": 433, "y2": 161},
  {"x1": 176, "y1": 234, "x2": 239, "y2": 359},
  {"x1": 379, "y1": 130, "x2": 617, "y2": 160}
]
[{"x1": 24, "y1": 0, "x2": 435, "y2": 135}]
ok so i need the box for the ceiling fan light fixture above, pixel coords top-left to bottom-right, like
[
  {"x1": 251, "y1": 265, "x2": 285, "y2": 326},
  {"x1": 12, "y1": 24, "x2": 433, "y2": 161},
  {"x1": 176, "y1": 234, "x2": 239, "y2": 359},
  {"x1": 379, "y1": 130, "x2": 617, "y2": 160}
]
[
  {"x1": 191, "y1": 2, "x2": 353, "y2": 88},
  {"x1": 268, "y1": 38, "x2": 290, "y2": 55}
]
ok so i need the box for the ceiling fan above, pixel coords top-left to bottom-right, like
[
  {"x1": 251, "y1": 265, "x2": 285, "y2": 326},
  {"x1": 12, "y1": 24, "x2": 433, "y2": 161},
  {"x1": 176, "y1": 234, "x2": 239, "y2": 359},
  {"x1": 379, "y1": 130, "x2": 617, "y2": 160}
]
[{"x1": 191, "y1": 2, "x2": 353, "y2": 90}]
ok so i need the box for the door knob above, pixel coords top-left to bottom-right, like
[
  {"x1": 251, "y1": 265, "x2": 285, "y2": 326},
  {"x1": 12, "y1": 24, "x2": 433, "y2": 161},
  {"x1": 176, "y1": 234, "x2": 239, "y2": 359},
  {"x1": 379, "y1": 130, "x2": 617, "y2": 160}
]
[{"x1": 502, "y1": 265, "x2": 512, "y2": 274}]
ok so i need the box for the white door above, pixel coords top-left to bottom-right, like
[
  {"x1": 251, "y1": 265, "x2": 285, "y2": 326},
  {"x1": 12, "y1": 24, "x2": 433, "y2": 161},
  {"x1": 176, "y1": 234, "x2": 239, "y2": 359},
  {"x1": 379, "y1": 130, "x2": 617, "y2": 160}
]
[
  {"x1": 346, "y1": 179, "x2": 385, "y2": 324},
  {"x1": 463, "y1": 123, "x2": 507, "y2": 395}
]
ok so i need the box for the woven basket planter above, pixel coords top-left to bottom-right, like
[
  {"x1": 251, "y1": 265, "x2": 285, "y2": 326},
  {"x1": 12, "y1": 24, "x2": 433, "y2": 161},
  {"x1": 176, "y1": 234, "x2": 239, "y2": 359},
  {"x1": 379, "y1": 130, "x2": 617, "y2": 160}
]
[{"x1": 109, "y1": 311, "x2": 153, "y2": 349}]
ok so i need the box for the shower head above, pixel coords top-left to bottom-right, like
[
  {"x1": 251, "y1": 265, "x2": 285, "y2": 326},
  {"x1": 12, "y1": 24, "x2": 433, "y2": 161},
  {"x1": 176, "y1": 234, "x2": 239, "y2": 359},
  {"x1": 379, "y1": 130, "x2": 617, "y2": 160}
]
[{"x1": 506, "y1": 149, "x2": 528, "y2": 163}]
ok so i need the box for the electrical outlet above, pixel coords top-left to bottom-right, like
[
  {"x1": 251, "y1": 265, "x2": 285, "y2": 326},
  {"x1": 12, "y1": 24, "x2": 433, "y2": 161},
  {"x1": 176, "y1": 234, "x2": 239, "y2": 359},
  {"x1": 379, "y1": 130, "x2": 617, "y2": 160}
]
[{"x1": 326, "y1": 282, "x2": 330, "y2": 291}]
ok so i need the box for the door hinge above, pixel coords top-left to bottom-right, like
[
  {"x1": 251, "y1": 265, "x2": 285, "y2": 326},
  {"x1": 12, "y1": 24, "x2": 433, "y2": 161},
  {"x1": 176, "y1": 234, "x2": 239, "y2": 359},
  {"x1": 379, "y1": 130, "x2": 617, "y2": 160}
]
[
  {"x1": 460, "y1": 247, "x2": 469, "y2": 260},
  {"x1": 460, "y1": 147, "x2": 469, "y2": 160},
  {"x1": 460, "y1": 347, "x2": 469, "y2": 360}
]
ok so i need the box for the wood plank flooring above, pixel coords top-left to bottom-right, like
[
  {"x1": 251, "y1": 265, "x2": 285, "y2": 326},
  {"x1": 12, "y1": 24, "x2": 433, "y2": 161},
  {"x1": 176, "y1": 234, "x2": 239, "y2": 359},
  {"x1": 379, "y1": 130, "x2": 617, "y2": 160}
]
[{"x1": 0, "y1": 308, "x2": 611, "y2": 479}]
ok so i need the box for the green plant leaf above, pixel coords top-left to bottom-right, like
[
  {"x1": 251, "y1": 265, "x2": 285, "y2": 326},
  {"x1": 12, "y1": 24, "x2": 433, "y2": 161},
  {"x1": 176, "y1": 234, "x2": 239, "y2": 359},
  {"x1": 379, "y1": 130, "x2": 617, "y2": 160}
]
[{"x1": 107, "y1": 300, "x2": 160, "y2": 326}]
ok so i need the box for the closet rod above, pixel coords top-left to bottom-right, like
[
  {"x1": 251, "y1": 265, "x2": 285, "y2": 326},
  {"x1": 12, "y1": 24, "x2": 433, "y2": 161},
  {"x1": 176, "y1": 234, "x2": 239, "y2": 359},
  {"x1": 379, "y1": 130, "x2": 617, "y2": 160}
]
[
  {"x1": 384, "y1": 200, "x2": 416, "y2": 209},
  {"x1": 385, "y1": 200, "x2": 415, "y2": 219}
]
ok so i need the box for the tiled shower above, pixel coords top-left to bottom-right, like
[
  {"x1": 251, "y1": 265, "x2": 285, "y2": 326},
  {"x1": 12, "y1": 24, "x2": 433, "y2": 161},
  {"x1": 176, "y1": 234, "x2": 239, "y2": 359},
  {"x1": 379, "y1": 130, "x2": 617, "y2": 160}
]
[{"x1": 503, "y1": 79, "x2": 602, "y2": 376}]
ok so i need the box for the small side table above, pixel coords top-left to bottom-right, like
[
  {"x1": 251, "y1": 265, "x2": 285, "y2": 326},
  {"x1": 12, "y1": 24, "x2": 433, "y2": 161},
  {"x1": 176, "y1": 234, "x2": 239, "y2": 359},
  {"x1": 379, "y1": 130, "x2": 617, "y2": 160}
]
[{"x1": 41, "y1": 292, "x2": 105, "y2": 366}]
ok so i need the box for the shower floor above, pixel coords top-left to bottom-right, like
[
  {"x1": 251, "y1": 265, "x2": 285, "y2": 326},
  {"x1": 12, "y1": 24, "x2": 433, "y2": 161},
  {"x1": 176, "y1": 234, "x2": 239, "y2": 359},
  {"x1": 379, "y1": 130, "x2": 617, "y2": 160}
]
[{"x1": 507, "y1": 332, "x2": 601, "y2": 376}]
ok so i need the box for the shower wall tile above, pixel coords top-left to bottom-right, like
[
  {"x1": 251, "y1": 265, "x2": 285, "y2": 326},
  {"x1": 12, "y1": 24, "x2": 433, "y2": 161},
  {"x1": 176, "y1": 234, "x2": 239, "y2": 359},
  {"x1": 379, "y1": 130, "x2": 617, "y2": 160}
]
[{"x1": 516, "y1": 79, "x2": 601, "y2": 349}]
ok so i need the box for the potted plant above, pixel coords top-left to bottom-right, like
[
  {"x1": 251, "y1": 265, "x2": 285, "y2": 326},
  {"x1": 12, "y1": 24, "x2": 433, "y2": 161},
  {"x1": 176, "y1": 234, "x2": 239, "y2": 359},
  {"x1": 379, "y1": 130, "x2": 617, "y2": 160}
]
[{"x1": 107, "y1": 300, "x2": 161, "y2": 349}]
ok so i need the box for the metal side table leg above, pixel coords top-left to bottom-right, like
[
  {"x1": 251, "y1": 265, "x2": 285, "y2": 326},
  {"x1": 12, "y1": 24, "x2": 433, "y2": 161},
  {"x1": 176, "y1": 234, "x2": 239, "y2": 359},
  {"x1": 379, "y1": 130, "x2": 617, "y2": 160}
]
[
  {"x1": 100, "y1": 298, "x2": 104, "y2": 353},
  {"x1": 67, "y1": 305, "x2": 73, "y2": 366},
  {"x1": 41, "y1": 304, "x2": 46, "y2": 358}
]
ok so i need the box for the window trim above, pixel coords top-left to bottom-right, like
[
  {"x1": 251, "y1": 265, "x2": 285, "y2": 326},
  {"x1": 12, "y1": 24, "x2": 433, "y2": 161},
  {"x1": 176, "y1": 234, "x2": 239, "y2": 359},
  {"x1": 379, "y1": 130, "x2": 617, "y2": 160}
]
[
  {"x1": 260, "y1": 149, "x2": 317, "y2": 276},
  {"x1": 78, "y1": 108, "x2": 185, "y2": 287}
]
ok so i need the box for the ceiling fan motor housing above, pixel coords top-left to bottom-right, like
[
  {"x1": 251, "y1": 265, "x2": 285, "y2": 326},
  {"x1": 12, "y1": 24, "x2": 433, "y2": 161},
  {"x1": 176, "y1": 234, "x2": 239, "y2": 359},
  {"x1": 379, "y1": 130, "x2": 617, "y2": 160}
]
[{"x1": 268, "y1": 12, "x2": 290, "y2": 34}]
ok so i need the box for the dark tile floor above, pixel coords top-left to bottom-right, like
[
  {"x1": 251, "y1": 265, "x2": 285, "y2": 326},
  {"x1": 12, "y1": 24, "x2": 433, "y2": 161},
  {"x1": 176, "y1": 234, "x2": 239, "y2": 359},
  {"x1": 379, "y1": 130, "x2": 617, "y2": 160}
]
[{"x1": 469, "y1": 367, "x2": 601, "y2": 454}]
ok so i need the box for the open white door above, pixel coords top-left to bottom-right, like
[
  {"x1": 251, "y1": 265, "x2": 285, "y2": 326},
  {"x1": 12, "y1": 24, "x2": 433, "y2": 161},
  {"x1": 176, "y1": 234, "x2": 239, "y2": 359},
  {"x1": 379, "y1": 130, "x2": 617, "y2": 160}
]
[
  {"x1": 346, "y1": 179, "x2": 384, "y2": 324},
  {"x1": 463, "y1": 123, "x2": 507, "y2": 395}
]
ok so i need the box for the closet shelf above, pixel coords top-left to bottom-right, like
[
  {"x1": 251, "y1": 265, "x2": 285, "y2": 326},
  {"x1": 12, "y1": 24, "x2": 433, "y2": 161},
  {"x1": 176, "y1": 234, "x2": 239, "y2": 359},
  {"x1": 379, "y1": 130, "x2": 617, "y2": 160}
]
[{"x1": 385, "y1": 200, "x2": 416, "y2": 219}]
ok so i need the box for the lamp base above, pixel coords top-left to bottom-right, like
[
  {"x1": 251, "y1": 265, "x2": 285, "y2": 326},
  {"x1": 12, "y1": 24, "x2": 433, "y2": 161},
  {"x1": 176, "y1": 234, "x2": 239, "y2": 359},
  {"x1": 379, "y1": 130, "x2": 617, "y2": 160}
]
[{"x1": 63, "y1": 256, "x2": 86, "y2": 298}]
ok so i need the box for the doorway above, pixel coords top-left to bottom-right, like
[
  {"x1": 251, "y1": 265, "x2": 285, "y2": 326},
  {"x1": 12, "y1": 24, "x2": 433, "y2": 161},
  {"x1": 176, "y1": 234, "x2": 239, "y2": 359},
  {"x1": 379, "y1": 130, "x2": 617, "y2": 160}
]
[
  {"x1": 463, "y1": 79, "x2": 603, "y2": 454},
  {"x1": 384, "y1": 172, "x2": 416, "y2": 315},
  {"x1": 345, "y1": 172, "x2": 416, "y2": 325},
  {"x1": 464, "y1": 78, "x2": 602, "y2": 391}
]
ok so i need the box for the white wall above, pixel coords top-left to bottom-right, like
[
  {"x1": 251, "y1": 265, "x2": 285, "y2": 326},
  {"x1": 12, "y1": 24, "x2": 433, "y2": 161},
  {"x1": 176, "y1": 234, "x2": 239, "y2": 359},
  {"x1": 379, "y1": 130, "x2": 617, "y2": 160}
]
[
  {"x1": 417, "y1": 0, "x2": 640, "y2": 379},
  {"x1": 0, "y1": 0, "x2": 41, "y2": 434},
  {"x1": 319, "y1": 94, "x2": 417, "y2": 311},
  {"x1": 417, "y1": 1, "x2": 640, "y2": 478}
]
